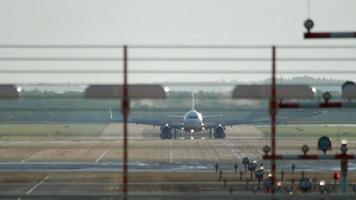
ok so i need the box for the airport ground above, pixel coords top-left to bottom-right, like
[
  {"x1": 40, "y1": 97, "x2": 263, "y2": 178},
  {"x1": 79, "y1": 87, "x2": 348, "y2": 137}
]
[{"x1": 1, "y1": 123, "x2": 356, "y2": 199}]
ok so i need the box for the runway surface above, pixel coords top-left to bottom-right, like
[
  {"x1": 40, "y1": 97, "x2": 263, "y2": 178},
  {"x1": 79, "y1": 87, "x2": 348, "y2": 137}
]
[{"x1": 1, "y1": 123, "x2": 356, "y2": 199}]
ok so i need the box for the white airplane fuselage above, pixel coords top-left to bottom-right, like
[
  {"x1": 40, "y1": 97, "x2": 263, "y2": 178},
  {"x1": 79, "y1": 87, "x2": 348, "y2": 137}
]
[{"x1": 183, "y1": 110, "x2": 204, "y2": 132}]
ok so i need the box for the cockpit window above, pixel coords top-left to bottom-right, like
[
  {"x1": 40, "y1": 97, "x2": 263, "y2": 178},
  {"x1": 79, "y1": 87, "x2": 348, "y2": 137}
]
[{"x1": 188, "y1": 115, "x2": 198, "y2": 119}]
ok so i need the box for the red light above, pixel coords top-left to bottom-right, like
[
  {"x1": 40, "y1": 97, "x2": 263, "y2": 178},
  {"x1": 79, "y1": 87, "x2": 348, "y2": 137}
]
[{"x1": 334, "y1": 171, "x2": 340, "y2": 180}]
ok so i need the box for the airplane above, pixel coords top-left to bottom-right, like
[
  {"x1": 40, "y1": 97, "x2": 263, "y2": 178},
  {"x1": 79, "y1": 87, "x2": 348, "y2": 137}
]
[{"x1": 129, "y1": 89, "x2": 256, "y2": 140}]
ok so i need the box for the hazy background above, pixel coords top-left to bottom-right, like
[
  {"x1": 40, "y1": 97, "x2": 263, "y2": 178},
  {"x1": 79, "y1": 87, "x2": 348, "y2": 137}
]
[{"x1": 0, "y1": 0, "x2": 356, "y2": 84}]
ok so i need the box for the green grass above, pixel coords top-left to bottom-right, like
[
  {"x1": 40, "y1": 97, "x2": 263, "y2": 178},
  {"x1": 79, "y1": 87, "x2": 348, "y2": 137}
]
[
  {"x1": 257, "y1": 125, "x2": 356, "y2": 139},
  {"x1": 0, "y1": 123, "x2": 107, "y2": 141}
]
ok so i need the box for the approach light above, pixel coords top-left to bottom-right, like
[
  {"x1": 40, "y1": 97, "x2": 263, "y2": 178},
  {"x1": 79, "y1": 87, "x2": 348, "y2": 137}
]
[
  {"x1": 255, "y1": 169, "x2": 264, "y2": 179},
  {"x1": 341, "y1": 139, "x2": 348, "y2": 154},
  {"x1": 304, "y1": 19, "x2": 314, "y2": 32},
  {"x1": 242, "y1": 157, "x2": 249, "y2": 165},
  {"x1": 16, "y1": 86, "x2": 22, "y2": 93},
  {"x1": 163, "y1": 86, "x2": 170, "y2": 93},
  {"x1": 322, "y1": 92, "x2": 332, "y2": 103},
  {"x1": 263, "y1": 145, "x2": 271, "y2": 155},
  {"x1": 248, "y1": 163, "x2": 256, "y2": 171},
  {"x1": 299, "y1": 178, "x2": 312, "y2": 192},
  {"x1": 319, "y1": 180, "x2": 325, "y2": 186},
  {"x1": 319, "y1": 180, "x2": 326, "y2": 194},
  {"x1": 301, "y1": 144, "x2": 310, "y2": 155},
  {"x1": 318, "y1": 136, "x2": 332, "y2": 154},
  {"x1": 341, "y1": 139, "x2": 348, "y2": 145},
  {"x1": 311, "y1": 87, "x2": 317, "y2": 93}
]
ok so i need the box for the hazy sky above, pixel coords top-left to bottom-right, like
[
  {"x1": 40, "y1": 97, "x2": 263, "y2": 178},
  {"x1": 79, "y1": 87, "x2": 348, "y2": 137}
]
[{"x1": 1, "y1": 0, "x2": 356, "y2": 85}]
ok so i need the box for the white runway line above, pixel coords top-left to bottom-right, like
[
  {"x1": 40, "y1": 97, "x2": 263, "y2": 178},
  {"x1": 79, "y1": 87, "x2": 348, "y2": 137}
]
[
  {"x1": 219, "y1": 140, "x2": 245, "y2": 159},
  {"x1": 95, "y1": 149, "x2": 109, "y2": 163},
  {"x1": 17, "y1": 175, "x2": 50, "y2": 200},
  {"x1": 169, "y1": 140, "x2": 173, "y2": 163},
  {"x1": 169, "y1": 152, "x2": 173, "y2": 163},
  {"x1": 20, "y1": 150, "x2": 46, "y2": 164}
]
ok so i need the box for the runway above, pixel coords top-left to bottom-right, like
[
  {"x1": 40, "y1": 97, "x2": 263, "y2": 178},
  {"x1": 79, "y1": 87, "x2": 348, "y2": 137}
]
[
  {"x1": 1, "y1": 123, "x2": 356, "y2": 199},
  {"x1": 1, "y1": 160, "x2": 356, "y2": 172}
]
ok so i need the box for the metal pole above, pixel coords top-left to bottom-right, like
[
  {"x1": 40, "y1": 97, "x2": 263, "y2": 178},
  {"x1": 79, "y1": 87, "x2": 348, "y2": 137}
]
[
  {"x1": 341, "y1": 158, "x2": 348, "y2": 195},
  {"x1": 122, "y1": 46, "x2": 129, "y2": 199},
  {"x1": 271, "y1": 46, "x2": 277, "y2": 195}
]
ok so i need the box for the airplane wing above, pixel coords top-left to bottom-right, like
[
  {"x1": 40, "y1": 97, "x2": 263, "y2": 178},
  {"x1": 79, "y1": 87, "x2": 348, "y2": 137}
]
[
  {"x1": 166, "y1": 115, "x2": 185, "y2": 118},
  {"x1": 204, "y1": 118, "x2": 286, "y2": 129},
  {"x1": 129, "y1": 118, "x2": 163, "y2": 126},
  {"x1": 204, "y1": 119, "x2": 250, "y2": 129},
  {"x1": 203, "y1": 114, "x2": 223, "y2": 118}
]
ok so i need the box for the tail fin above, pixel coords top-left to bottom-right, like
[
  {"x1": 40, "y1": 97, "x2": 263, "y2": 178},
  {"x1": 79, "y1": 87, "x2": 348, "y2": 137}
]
[{"x1": 192, "y1": 86, "x2": 195, "y2": 110}]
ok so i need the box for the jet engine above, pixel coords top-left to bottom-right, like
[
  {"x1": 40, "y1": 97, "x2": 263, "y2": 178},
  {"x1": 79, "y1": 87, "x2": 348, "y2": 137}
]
[
  {"x1": 160, "y1": 124, "x2": 172, "y2": 139},
  {"x1": 213, "y1": 124, "x2": 225, "y2": 139}
]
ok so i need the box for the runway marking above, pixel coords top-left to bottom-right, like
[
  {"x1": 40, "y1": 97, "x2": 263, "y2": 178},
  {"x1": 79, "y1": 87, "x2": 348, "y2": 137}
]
[
  {"x1": 20, "y1": 150, "x2": 46, "y2": 164},
  {"x1": 169, "y1": 140, "x2": 173, "y2": 163},
  {"x1": 95, "y1": 149, "x2": 109, "y2": 163},
  {"x1": 219, "y1": 140, "x2": 245, "y2": 159},
  {"x1": 17, "y1": 175, "x2": 50, "y2": 200},
  {"x1": 169, "y1": 152, "x2": 173, "y2": 163}
]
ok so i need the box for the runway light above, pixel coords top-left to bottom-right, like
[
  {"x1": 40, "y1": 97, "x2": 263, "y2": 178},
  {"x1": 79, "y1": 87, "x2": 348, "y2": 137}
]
[
  {"x1": 163, "y1": 86, "x2": 170, "y2": 93},
  {"x1": 263, "y1": 145, "x2": 271, "y2": 155},
  {"x1": 341, "y1": 139, "x2": 348, "y2": 154},
  {"x1": 319, "y1": 180, "x2": 325, "y2": 186},
  {"x1": 318, "y1": 136, "x2": 332, "y2": 154},
  {"x1": 190, "y1": 129, "x2": 194, "y2": 133},
  {"x1": 311, "y1": 87, "x2": 317, "y2": 93},
  {"x1": 16, "y1": 86, "x2": 22, "y2": 93},
  {"x1": 322, "y1": 92, "x2": 332, "y2": 103},
  {"x1": 301, "y1": 144, "x2": 310, "y2": 155},
  {"x1": 299, "y1": 178, "x2": 312, "y2": 192},
  {"x1": 341, "y1": 139, "x2": 348, "y2": 145}
]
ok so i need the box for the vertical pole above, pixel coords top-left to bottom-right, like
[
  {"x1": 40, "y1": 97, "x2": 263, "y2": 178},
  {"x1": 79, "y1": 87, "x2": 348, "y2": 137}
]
[
  {"x1": 122, "y1": 45, "x2": 129, "y2": 199},
  {"x1": 271, "y1": 46, "x2": 277, "y2": 195},
  {"x1": 341, "y1": 158, "x2": 348, "y2": 195}
]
